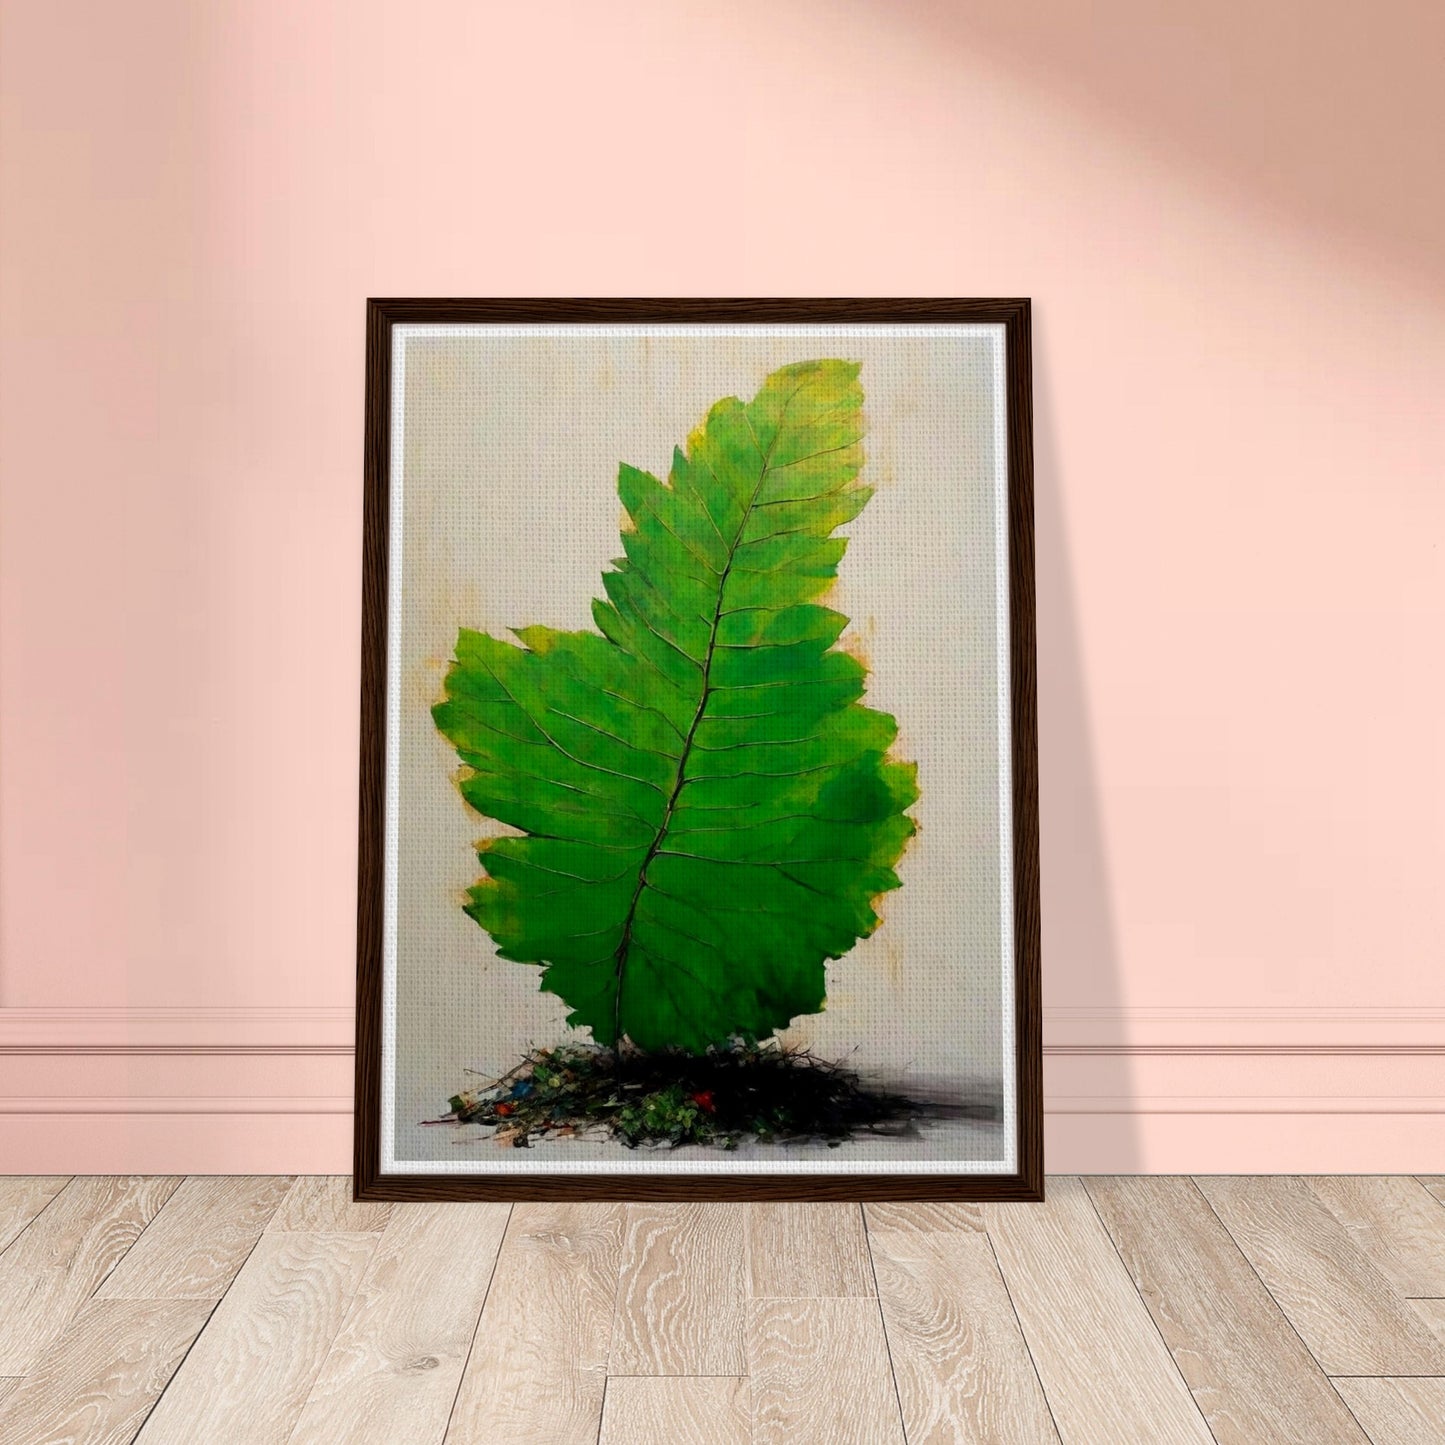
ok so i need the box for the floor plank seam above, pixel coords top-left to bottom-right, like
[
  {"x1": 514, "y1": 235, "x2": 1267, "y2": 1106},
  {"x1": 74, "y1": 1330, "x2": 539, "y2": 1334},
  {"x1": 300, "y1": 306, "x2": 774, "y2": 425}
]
[
  {"x1": 859, "y1": 1200, "x2": 914, "y2": 1442},
  {"x1": 594, "y1": 1372, "x2": 609, "y2": 1445},
  {"x1": 604, "y1": 1373, "x2": 751, "y2": 1379},
  {"x1": 0, "y1": 1176, "x2": 75, "y2": 1267},
  {"x1": 85, "y1": 1176, "x2": 183, "y2": 1302},
  {"x1": 1414, "y1": 1178, "x2": 1445, "y2": 1212},
  {"x1": 602, "y1": 1206, "x2": 630, "y2": 1380},
  {"x1": 745, "y1": 1300, "x2": 878, "y2": 1312},
  {"x1": 1081, "y1": 1179, "x2": 1222, "y2": 1445},
  {"x1": 252, "y1": 1174, "x2": 291, "y2": 1236},
  {"x1": 979, "y1": 1224, "x2": 1065, "y2": 1443},
  {"x1": 126, "y1": 1293, "x2": 224, "y2": 1437},
  {"x1": 439, "y1": 1201, "x2": 514, "y2": 1445},
  {"x1": 274, "y1": 1229, "x2": 388, "y2": 1445},
  {"x1": 1323, "y1": 1376, "x2": 1373, "y2": 1438},
  {"x1": 195, "y1": 1223, "x2": 270, "y2": 1311},
  {"x1": 1187, "y1": 1176, "x2": 1343, "y2": 1382}
]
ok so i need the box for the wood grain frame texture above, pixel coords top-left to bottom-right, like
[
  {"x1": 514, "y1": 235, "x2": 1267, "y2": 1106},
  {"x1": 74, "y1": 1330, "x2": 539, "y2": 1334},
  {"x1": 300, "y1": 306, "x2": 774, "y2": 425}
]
[{"x1": 354, "y1": 298, "x2": 1040, "y2": 1202}]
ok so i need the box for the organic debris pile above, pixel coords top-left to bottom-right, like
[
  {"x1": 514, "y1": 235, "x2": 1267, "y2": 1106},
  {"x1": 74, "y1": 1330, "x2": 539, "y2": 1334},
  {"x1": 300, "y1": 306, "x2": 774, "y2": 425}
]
[{"x1": 433, "y1": 1042, "x2": 921, "y2": 1149}]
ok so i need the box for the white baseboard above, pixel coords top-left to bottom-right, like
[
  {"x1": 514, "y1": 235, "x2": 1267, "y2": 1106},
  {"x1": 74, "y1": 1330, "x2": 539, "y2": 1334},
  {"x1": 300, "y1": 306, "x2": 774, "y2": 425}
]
[
  {"x1": 1, "y1": 1006, "x2": 1441, "y2": 1170},
  {"x1": 1043, "y1": 1006, "x2": 1445, "y2": 1053},
  {"x1": 0, "y1": 1007, "x2": 353, "y2": 1054},
  {"x1": 5, "y1": 1005, "x2": 1440, "y2": 1055}
]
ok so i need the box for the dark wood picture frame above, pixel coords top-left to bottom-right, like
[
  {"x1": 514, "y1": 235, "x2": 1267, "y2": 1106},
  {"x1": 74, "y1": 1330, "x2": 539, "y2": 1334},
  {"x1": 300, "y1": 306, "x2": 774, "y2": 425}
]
[{"x1": 355, "y1": 298, "x2": 1040, "y2": 1201}]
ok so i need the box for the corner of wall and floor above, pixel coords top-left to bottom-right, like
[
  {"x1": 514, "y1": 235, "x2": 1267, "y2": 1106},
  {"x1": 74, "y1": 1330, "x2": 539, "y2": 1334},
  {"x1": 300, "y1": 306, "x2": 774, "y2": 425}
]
[{"x1": 2, "y1": 1000, "x2": 1441, "y2": 1173}]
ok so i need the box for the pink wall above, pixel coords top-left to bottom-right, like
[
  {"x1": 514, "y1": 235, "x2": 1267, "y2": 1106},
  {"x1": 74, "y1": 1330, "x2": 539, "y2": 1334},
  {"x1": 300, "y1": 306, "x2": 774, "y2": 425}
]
[{"x1": 2, "y1": 0, "x2": 1443, "y2": 1171}]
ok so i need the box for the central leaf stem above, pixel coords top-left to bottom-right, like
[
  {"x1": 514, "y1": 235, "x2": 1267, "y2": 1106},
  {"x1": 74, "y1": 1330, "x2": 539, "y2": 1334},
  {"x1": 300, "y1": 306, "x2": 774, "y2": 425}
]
[{"x1": 608, "y1": 414, "x2": 786, "y2": 1047}]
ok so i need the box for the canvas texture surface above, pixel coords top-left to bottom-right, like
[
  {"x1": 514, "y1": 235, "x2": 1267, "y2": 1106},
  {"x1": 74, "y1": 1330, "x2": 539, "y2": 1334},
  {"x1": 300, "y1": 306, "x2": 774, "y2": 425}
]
[{"x1": 386, "y1": 327, "x2": 1011, "y2": 1173}]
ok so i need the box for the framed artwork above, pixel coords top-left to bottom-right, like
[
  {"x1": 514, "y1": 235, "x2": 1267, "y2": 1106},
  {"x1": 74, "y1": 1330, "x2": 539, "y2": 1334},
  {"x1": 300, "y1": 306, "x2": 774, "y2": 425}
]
[{"x1": 354, "y1": 299, "x2": 1040, "y2": 1200}]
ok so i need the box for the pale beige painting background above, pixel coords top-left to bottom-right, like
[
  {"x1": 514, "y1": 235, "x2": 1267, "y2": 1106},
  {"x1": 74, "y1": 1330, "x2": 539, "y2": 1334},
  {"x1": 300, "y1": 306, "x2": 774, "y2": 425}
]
[{"x1": 391, "y1": 329, "x2": 1006, "y2": 1166}]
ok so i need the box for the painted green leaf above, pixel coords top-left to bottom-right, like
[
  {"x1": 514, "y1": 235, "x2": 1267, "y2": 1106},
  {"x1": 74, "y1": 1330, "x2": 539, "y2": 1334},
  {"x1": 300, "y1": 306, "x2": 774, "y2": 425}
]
[{"x1": 433, "y1": 359, "x2": 918, "y2": 1053}]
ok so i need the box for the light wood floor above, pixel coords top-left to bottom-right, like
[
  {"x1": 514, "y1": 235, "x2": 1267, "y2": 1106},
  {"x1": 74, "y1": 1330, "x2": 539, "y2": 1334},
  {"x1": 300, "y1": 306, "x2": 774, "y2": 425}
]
[{"x1": 0, "y1": 1177, "x2": 1443, "y2": 1443}]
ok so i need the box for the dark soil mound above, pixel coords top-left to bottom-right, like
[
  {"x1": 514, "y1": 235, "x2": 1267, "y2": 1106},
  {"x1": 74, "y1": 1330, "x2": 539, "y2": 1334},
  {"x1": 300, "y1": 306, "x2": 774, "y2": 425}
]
[{"x1": 432, "y1": 1041, "x2": 921, "y2": 1149}]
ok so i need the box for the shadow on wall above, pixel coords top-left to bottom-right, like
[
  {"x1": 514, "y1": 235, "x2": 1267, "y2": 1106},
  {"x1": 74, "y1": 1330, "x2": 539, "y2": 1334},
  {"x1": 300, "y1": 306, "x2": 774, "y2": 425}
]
[
  {"x1": 890, "y1": 0, "x2": 1445, "y2": 295},
  {"x1": 1033, "y1": 318, "x2": 1141, "y2": 1169}
]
